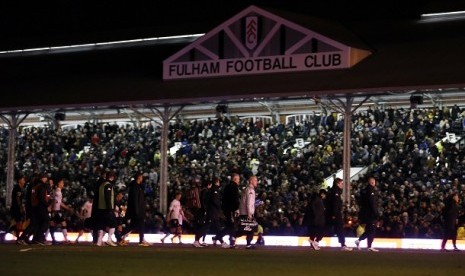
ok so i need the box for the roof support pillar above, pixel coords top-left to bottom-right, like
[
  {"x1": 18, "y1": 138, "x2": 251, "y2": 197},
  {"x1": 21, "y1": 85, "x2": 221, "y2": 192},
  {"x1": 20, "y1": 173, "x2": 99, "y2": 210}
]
[
  {"x1": 148, "y1": 106, "x2": 184, "y2": 215},
  {"x1": 318, "y1": 95, "x2": 369, "y2": 205},
  {"x1": 0, "y1": 113, "x2": 28, "y2": 208},
  {"x1": 342, "y1": 96, "x2": 353, "y2": 205}
]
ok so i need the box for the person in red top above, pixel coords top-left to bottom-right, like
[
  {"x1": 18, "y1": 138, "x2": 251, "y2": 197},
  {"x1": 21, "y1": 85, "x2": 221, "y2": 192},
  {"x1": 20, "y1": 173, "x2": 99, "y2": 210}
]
[{"x1": 91, "y1": 133, "x2": 100, "y2": 145}]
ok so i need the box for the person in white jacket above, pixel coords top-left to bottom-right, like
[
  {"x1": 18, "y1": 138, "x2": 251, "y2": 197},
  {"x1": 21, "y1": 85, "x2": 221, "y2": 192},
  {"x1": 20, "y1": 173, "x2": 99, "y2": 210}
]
[{"x1": 238, "y1": 175, "x2": 258, "y2": 249}]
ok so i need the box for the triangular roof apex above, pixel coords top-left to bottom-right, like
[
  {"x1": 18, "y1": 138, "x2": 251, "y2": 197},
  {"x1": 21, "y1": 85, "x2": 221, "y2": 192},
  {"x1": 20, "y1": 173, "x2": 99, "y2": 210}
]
[{"x1": 165, "y1": 5, "x2": 348, "y2": 63}]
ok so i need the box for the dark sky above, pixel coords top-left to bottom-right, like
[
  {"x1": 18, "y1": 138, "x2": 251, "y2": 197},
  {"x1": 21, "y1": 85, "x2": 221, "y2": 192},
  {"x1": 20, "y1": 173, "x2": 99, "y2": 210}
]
[
  {"x1": 1, "y1": 0, "x2": 465, "y2": 110},
  {"x1": 0, "y1": 1, "x2": 444, "y2": 50}
]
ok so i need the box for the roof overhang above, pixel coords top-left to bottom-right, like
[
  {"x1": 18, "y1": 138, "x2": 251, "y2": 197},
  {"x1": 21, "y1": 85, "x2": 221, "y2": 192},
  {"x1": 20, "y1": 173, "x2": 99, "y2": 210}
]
[{"x1": 1, "y1": 6, "x2": 465, "y2": 112}]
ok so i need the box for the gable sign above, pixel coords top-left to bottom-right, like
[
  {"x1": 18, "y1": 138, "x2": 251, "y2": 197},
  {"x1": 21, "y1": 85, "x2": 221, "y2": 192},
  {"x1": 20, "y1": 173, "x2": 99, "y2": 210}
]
[{"x1": 163, "y1": 6, "x2": 369, "y2": 80}]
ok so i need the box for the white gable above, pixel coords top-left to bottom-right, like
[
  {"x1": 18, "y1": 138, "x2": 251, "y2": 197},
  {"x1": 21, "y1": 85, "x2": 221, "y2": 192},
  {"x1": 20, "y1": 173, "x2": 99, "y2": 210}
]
[{"x1": 163, "y1": 5, "x2": 370, "y2": 80}]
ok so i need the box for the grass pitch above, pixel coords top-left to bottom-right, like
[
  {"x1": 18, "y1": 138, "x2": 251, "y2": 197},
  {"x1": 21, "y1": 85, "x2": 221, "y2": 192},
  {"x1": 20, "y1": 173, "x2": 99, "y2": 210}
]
[{"x1": 0, "y1": 243, "x2": 463, "y2": 276}]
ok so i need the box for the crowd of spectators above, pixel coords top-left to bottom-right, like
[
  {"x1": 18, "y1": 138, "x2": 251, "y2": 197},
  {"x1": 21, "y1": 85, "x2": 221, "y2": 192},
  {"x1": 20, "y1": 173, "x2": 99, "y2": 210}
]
[{"x1": 1, "y1": 104, "x2": 465, "y2": 240}]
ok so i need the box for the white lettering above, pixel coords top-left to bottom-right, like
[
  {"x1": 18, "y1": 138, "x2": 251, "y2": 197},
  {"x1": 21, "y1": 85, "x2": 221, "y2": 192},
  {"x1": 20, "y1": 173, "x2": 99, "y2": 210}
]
[
  {"x1": 305, "y1": 53, "x2": 341, "y2": 68},
  {"x1": 164, "y1": 52, "x2": 347, "y2": 80}
]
